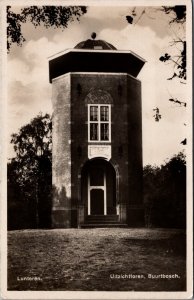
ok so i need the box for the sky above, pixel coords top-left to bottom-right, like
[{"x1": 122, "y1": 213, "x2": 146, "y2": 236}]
[{"x1": 7, "y1": 5, "x2": 187, "y2": 166}]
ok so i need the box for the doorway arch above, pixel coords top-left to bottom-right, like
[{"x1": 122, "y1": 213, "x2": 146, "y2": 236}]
[{"x1": 81, "y1": 158, "x2": 116, "y2": 216}]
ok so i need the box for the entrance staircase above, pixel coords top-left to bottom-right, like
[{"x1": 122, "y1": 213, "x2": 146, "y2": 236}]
[{"x1": 80, "y1": 215, "x2": 128, "y2": 228}]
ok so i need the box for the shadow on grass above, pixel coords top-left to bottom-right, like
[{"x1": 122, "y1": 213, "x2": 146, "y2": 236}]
[{"x1": 122, "y1": 233, "x2": 186, "y2": 257}]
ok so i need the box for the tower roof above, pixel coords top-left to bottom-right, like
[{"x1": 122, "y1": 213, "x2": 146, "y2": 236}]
[
  {"x1": 74, "y1": 33, "x2": 117, "y2": 50},
  {"x1": 74, "y1": 39, "x2": 117, "y2": 50},
  {"x1": 48, "y1": 33, "x2": 146, "y2": 83}
]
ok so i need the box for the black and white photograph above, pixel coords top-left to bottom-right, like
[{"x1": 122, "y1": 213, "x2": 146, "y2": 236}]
[{"x1": 0, "y1": 0, "x2": 193, "y2": 299}]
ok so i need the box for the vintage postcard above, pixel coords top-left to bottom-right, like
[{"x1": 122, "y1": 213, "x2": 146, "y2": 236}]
[{"x1": 0, "y1": 0, "x2": 193, "y2": 299}]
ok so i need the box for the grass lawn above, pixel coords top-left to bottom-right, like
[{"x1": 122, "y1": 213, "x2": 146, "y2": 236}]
[{"x1": 8, "y1": 228, "x2": 186, "y2": 291}]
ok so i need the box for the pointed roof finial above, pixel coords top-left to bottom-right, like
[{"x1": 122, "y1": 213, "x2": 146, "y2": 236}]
[{"x1": 91, "y1": 32, "x2": 97, "y2": 40}]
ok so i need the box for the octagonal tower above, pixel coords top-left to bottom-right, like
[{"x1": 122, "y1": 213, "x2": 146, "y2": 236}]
[{"x1": 49, "y1": 34, "x2": 146, "y2": 228}]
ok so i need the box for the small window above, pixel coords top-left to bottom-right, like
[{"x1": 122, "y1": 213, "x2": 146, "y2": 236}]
[
  {"x1": 101, "y1": 123, "x2": 109, "y2": 141},
  {"x1": 94, "y1": 46, "x2": 103, "y2": 50},
  {"x1": 88, "y1": 104, "x2": 111, "y2": 142},
  {"x1": 100, "y1": 106, "x2": 109, "y2": 121},
  {"x1": 90, "y1": 106, "x2": 98, "y2": 121},
  {"x1": 90, "y1": 123, "x2": 98, "y2": 140}
]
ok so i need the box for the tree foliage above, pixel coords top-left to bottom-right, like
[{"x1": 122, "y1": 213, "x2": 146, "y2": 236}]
[
  {"x1": 8, "y1": 113, "x2": 52, "y2": 229},
  {"x1": 153, "y1": 107, "x2": 162, "y2": 122},
  {"x1": 126, "y1": 5, "x2": 187, "y2": 118},
  {"x1": 126, "y1": 6, "x2": 186, "y2": 83},
  {"x1": 159, "y1": 40, "x2": 186, "y2": 81},
  {"x1": 7, "y1": 6, "x2": 87, "y2": 51},
  {"x1": 143, "y1": 152, "x2": 186, "y2": 228},
  {"x1": 161, "y1": 6, "x2": 186, "y2": 24}
]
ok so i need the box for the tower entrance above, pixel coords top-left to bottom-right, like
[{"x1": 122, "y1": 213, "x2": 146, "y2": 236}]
[
  {"x1": 81, "y1": 159, "x2": 116, "y2": 217},
  {"x1": 88, "y1": 163, "x2": 106, "y2": 215}
]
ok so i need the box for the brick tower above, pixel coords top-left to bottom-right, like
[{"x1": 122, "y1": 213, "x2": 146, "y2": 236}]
[{"x1": 49, "y1": 34, "x2": 146, "y2": 228}]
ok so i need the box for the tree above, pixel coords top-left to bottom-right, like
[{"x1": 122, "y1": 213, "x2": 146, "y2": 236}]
[
  {"x1": 143, "y1": 164, "x2": 160, "y2": 227},
  {"x1": 8, "y1": 113, "x2": 52, "y2": 229},
  {"x1": 7, "y1": 5, "x2": 87, "y2": 51},
  {"x1": 126, "y1": 6, "x2": 187, "y2": 120},
  {"x1": 143, "y1": 152, "x2": 186, "y2": 228},
  {"x1": 7, "y1": 159, "x2": 28, "y2": 229}
]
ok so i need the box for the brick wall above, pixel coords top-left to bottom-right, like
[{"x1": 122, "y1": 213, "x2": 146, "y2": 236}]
[
  {"x1": 51, "y1": 74, "x2": 72, "y2": 227},
  {"x1": 51, "y1": 72, "x2": 143, "y2": 227},
  {"x1": 70, "y1": 73, "x2": 143, "y2": 225}
]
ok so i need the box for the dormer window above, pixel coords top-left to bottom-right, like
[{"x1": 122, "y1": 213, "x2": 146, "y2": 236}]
[
  {"x1": 88, "y1": 104, "x2": 111, "y2": 142},
  {"x1": 94, "y1": 46, "x2": 103, "y2": 50}
]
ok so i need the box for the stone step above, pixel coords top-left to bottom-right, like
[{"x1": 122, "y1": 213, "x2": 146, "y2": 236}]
[
  {"x1": 86, "y1": 220, "x2": 120, "y2": 223},
  {"x1": 86, "y1": 215, "x2": 119, "y2": 219},
  {"x1": 80, "y1": 223, "x2": 128, "y2": 228},
  {"x1": 85, "y1": 215, "x2": 119, "y2": 223},
  {"x1": 87, "y1": 214, "x2": 119, "y2": 217}
]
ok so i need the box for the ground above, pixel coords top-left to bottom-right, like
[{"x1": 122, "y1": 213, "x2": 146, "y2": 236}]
[{"x1": 8, "y1": 228, "x2": 186, "y2": 291}]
